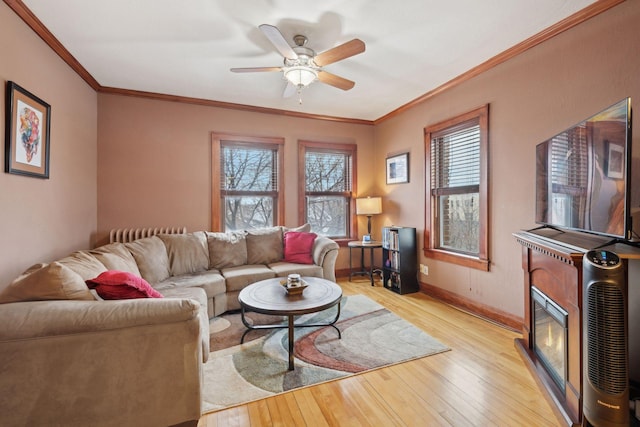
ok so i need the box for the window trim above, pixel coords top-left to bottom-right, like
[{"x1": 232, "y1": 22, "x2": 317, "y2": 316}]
[
  {"x1": 298, "y1": 140, "x2": 357, "y2": 243},
  {"x1": 424, "y1": 105, "x2": 490, "y2": 271},
  {"x1": 211, "y1": 133, "x2": 284, "y2": 232}
]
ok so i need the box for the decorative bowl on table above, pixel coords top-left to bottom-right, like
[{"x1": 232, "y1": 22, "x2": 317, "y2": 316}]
[{"x1": 281, "y1": 274, "x2": 308, "y2": 295}]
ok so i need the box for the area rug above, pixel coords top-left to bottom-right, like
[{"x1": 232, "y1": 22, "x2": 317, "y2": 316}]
[{"x1": 202, "y1": 294, "x2": 450, "y2": 413}]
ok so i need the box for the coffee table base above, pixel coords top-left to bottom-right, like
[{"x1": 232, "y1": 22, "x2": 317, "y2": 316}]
[{"x1": 240, "y1": 303, "x2": 342, "y2": 371}]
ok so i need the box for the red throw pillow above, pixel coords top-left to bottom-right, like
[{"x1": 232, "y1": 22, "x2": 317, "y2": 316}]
[
  {"x1": 86, "y1": 270, "x2": 163, "y2": 300},
  {"x1": 283, "y1": 231, "x2": 317, "y2": 264}
]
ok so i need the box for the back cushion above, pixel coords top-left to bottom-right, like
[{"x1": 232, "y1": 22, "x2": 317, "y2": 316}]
[
  {"x1": 0, "y1": 262, "x2": 94, "y2": 303},
  {"x1": 283, "y1": 231, "x2": 318, "y2": 264},
  {"x1": 206, "y1": 231, "x2": 247, "y2": 269},
  {"x1": 124, "y1": 236, "x2": 171, "y2": 284},
  {"x1": 158, "y1": 232, "x2": 209, "y2": 276},
  {"x1": 283, "y1": 223, "x2": 311, "y2": 233},
  {"x1": 58, "y1": 250, "x2": 107, "y2": 281},
  {"x1": 246, "y1": 227, "x2": 283, "y2": 264},
  {"x1": 90, "y1": 242, "x2": 142, "y2": 277}
]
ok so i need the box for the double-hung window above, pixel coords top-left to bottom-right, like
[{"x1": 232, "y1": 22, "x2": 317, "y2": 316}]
[
  {"x1": 298, "y1": 141, "x2": 357, "y2": 240},
  {"x1": 211, "y1": 134, "x2": 284, "y2": 232},
  {"x1": 424, "y1": 105, "x2": 489, "y2": 270}
]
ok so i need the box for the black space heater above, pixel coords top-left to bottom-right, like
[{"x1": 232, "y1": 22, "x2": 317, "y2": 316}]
[{"x1": 582, "y1": 250, "x2": 629, "y2": 427}]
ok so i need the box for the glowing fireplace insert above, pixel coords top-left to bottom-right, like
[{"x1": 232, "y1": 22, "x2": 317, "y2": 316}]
[{"x1": 532, "y1": 286, "x2": 569, "y2": 392}]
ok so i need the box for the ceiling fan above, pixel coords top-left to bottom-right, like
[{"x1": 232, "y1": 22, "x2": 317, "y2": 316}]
[{"x1": 231, "y1": 24, "x2": 365, "y2": 100}]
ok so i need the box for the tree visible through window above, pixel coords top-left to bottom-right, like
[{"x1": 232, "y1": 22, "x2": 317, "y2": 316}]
[
  {"x1": 424, "y1": 105, "x2": 489, "y2": 271},
  {"x1": 211, "y1": 134, "x2": 284, "y2": 232},
  {"x1": 299, "y1": 141, "x2": 357, "y2": 239}
]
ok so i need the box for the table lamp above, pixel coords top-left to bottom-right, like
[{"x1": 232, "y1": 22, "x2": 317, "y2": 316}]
[{"x1": 356, "y1": 196, "x2": 382, "y2": 242}]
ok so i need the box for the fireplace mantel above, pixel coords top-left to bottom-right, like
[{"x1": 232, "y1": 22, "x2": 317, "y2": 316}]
[
  {"x1": 514, "y1": 230, "x2": 591, "y2": 427},
  {"x1": 515, "y1": 228, "x2": 640, "y2": 426}
]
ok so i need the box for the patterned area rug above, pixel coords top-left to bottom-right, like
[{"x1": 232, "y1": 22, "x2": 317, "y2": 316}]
[{"x1": 202, "y1": 294, "x2": 450, "y2": 413}]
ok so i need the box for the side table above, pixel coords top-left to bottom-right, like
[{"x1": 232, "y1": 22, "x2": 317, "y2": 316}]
[{"x1": 348, "y1": 240, "x2": 382, "y2": 286}]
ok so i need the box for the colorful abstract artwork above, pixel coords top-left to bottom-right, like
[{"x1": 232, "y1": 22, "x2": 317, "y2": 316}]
[{"x1": 5, "y1": 81, "x2": 50, "y2": 178}]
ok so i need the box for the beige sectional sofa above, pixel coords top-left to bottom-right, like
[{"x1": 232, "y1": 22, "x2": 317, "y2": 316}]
[{"x1": 0, "y1": 225, "x2": 339, "y2": 427}]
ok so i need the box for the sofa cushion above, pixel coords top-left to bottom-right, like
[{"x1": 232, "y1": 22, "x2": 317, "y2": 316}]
[
  {"x1": 86, "y1": 270, "x2": 164, "y2": 300},
  {"x1": 267, "y1": 262, "x2": 324, "y2": 279},
  {"x1": 220, "y1": 265, "x2": 276, "y2": 292},
  {"x1": 90, "y1": 243, "x2": 142, "y2": 277},
  {"x1": 125, "y1": 236, "x2": 171, "y2": 284},
  {"x1": 283, "y1": 231, "x2": 317, "y2": 264},
  {"x1": 159, "y1": 232, "x2": 209, "y2": 276},
  {"x1": 155, "y1": 270, "x2": 226, "y2": 300},
  {"x1": 58, "y1": 250, "x2": 107, "y2": 280},
  {"x1": 0, "y1": 262, "x2": 94, "y2": 303},
  {"x1": 246, "y1": 227, "x2": 283, "y2": 265},
  {"x1": 206, "y1": 231, "x2": 247, "y2": 269}
]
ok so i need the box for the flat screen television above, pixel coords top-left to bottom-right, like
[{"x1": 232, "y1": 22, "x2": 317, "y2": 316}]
[{"x1": 535, "y1": 98, "x2": 632, "y2": 240}]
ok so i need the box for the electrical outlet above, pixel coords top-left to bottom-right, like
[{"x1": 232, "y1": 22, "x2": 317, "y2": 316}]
[{"x1": 420, "y1": 264, "x2": 429, "y2": 275}]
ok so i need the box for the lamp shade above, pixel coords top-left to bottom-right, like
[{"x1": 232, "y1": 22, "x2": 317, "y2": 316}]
[
  {"x1": 356, "y1": 197, "x2": 382, "y2": 215},
  {"x1": 284, "y1": 66, "x2": 318, "y2": 87}
]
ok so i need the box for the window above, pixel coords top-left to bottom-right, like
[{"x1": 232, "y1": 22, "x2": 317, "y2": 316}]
[
  {"x1": 298, "y1": 141, "x2": 357, "y2": 240},
  {"x1": 424, "y1": 105, "x2": 489, "y2": 271},
  {"x1": 211, "y1": 134, "x2": 284, "y2": 232}
]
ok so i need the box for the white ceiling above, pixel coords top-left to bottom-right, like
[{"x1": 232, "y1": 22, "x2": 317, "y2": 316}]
[{"x1": 22, "y1": 0, "x2": 597, "y2": 121}]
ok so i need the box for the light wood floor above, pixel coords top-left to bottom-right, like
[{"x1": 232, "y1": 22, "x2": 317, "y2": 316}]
[{"x1": 198, "y1": 278, "x2": 561, "y2": 427}]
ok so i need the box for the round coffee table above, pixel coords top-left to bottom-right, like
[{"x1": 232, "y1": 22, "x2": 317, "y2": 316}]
[{"x1": 238, "y1": 276, "x2": 342, "y2": 371}]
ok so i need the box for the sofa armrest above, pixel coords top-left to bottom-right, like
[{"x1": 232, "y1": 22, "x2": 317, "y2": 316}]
[
  {"x1": 0, "y1": 299, "x2": 202, "y2": 426},
  {"x1": 312, "y1": 236, "x2": 340, "y2": 282},
  {"x1": 0, "y1": 298, "x2": 200, "y2": 340}
]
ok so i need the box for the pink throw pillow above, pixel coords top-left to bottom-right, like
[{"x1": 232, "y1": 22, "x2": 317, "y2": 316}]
[
  {"x1": 86, "y1": 270, "x2": 163, "y2": 300},
  {"x1": 283, "y1": 231, "x2": 317, "y2": 264}
]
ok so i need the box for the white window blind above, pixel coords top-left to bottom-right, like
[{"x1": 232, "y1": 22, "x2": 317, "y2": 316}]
[
  {"x1": 431, "y1": 123, "x2": 480, "y2": 255},
  {"x1": 431, "y1": 124, "x2": 480, "y2": 191}
]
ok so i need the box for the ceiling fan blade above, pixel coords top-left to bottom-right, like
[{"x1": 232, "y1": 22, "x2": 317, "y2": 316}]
[
  {"x1": 259, "y1": 24, "x2": 298, "y2": 60},
  {"x1": 230, "y1": 66, "x2": 282, "y2": 73},
  {"x1": 314, "y1": 39, "x2": 365, "y2": 66},
  {"x1": 318, "y1": 71, "x2": 355, "y2": 91}
]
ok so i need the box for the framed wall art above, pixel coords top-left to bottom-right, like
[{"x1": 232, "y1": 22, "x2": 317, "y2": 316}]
[
  {"x1": 386, "y1": 152, "x2": 409, "y2": 184},
  {"x1": 5, "y1": 81, "x2": 51, "y2": 178}
]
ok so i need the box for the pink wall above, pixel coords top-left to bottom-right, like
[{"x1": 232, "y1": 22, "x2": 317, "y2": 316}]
[
  {"x1": 0, "y1": 3, "x2": 97, "y2": 287},
  {"x1": 2, "y1": 0, "x2": 638, "y2": 323},
  {"x1": 97, "y1": 95, "x2": 375, "y2": 271},
  {"x1": 374, "y1": 1, "x2": 640, "y2": 319}
]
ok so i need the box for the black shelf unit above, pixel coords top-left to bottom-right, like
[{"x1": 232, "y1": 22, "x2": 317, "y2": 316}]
[{"x1": 382, "y1": 226, "x2": 418, "y2": 294}]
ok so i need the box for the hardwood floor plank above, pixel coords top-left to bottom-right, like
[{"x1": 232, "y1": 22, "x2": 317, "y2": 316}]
[
  {"x1": 291, "y1": 388, "x2": 330, "y2": 427},
  {"x1": 361, "y1": 365, "x2": 463, "y2": 426},
  {"x1": 199, "y1": 279, "x2": 561, "y2": 426},
  {"x1": 386, "y1": 360, "x2": 490, "y2": 426},
  {"x1": 247, "y1": 399, "x2": 272, "y2": 426}
]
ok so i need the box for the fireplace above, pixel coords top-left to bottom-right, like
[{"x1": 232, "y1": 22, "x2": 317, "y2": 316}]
[
  {"x1": 514, "y1": 229, "x2": 595, "y2": 426},
  {"x1": 515, "y1": 228, "x2": 640, "y2": 426},
  {"x1": 532, "y1": 286, "x2": 568, "y2": 392}
]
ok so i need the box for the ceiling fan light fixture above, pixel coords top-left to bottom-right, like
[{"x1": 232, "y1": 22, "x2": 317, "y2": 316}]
[{"x1": 284, "y1": 66, "x2": 318, "y2": 87}]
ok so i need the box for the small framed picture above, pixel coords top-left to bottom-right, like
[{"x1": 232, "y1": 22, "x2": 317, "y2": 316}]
[
  {"x1": 5, "y1": 81, "x2": 51, "y2": 179},
  {"x1": 386, "y1": 152, "x2": 409, "y2": 184},
  {"x1": 606, "y1": 141, "x2": 624, "y2": 180}
]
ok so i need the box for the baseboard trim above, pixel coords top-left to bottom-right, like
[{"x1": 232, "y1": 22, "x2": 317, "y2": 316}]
[{"x1": 419, "y1": 281, "x2": 523, "y2": 332}]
